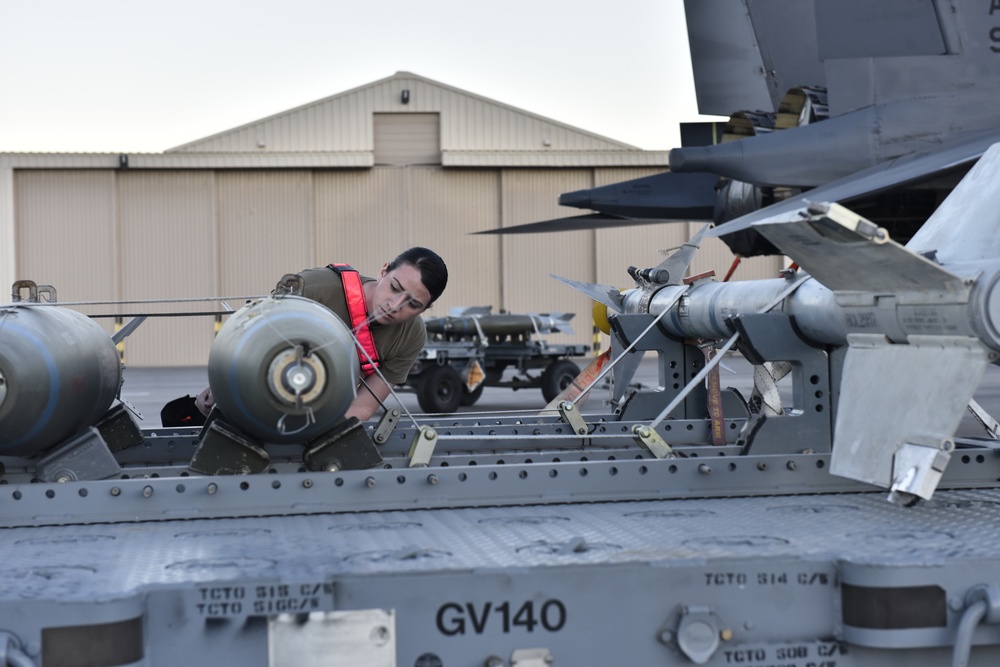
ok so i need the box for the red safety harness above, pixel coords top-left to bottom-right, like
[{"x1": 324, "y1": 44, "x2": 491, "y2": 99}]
[{"x1": 327, "y1": 264, "x2": 380, "y2": 376}]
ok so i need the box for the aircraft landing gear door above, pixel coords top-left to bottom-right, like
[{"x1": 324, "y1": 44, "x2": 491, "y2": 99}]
[{"x1": 269, "y1": 609, "x2": 395, "y2": 666}]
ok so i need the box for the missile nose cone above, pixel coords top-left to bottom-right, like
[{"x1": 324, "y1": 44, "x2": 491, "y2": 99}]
[
  {"x1": 558, "y1": 188, "x2": 593, "y2": 209},
  {"x1": 669, "y1": 146, "x2": 712, "y2": 173}
]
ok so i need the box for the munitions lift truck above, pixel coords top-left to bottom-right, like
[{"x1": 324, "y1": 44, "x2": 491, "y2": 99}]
[{"x1": 401, "y1": 308, "x2": 589, "y2": 413}]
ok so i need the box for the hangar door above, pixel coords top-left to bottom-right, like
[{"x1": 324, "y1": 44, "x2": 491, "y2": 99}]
[{"x1": 374, "y1": 113, "x2": 441, "y2": 165}]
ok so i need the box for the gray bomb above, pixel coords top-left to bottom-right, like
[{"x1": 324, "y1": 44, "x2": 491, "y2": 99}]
[
  {"x1": 425, "y1": 312, "x2": 574, "y2": 337},
  {"x1": 207, "y1": 295, "x2": 359, "y2": 444},
  {"x1": 0, "y1": 304, "x2": 121, "y2": 456}
]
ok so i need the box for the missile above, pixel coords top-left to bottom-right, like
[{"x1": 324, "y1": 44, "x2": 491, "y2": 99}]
[
  {"x1": 425, "y1": 312, "x2": 574, "y2": 337},
  {"x1": 556, "y1": 141, "x2": 1000, "y2": 503},
  {"x1": 207, "y1": 295, "x2": 358, "y2": 444},
  {"x1": 0, "y1": 297, "x2": 122, "y2": 456}
]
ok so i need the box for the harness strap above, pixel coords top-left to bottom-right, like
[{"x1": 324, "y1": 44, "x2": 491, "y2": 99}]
[{"x1": 328, "y1": 264, "x2": 380, "y2": 376}]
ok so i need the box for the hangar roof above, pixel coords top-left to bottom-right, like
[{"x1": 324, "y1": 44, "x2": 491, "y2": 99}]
[{"x1": 166, "y1": 71, "x2": 668, "y2": 167}]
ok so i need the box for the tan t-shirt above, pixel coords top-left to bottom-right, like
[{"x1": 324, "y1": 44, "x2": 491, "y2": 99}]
[{"x1": 296, "y1": 267, "x2": 426, "y2": 385}]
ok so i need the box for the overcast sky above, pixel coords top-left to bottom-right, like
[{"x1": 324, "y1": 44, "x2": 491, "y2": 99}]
[{"x1": 0, "y1": 0, "x2": 719, "y2": 154}]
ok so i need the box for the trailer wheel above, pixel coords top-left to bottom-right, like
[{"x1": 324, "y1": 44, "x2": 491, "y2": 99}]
[
  {"x1": 417, "y1": 365, "x2": 463, "y2": 413},
  {"x1": 541, "y1": 359, "x2": 581, "y2": 403},
  {"x1": 461, "y1": 384, "x2": 484, "y2": 406}
]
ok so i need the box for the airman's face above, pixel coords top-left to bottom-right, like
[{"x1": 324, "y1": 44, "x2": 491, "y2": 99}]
[{"x1": 367, "y1": 263, "x2": 431, "y2": 324}]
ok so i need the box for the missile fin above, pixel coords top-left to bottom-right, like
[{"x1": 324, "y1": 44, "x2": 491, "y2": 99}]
[
  {"x1": 651, "y1": 223, "x2": 711, "y2": 284},
  {"x1": 111, "y1": 315, "x2": 147, "y2": 345},
  {"x1": 550, "y1": 275, "x2": 625, "y2": 313},
  {"x1": 906, "y1": 141, "x2": 1000, "y2": 264},
  {"x1": 830, "y1": 334, "x2": 990, "y2": 501},
  {"x1": 538, "y1": 312, "x2": 575, "y2": 335},
  {"x1": 753, "y1": 202, "x2": 967, "y2": 295},
  {"x1": 610, "y1": 339, "x2": 645, "y2": 403}
]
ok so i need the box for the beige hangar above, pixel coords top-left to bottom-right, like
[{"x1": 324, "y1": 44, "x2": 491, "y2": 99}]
[{"x1": 0, "y1": 72, "x2": 782, "y2": 366}]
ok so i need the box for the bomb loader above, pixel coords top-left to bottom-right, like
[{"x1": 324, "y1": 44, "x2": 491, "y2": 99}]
[{"x1": 403, "y1": 307, "x2": 590, "y2": 412}]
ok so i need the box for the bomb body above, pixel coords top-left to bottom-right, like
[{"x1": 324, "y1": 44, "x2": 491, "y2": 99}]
[
  {"x1": 425, "y1": 313, "x2": 573, "y2": 338},
  {"x1": 207, "y1": 296, "x2": 359, "y2": 444},
  {"x1": 0, "y1": 304, "x2": 121, "y2": 456}
]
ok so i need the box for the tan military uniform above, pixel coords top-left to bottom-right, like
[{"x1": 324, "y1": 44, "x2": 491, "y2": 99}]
[{"x1": 297, "y1": 267, "x2": 426, "y2": 385}]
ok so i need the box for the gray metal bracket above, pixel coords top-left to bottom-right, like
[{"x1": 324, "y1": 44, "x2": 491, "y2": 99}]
[
  {"x1": 511, "y1": 648, "x2": 554, "y2": 667},
  {"x1": 557, "y1": 401, "x2": 588, "y2": 435},
  {"x1": 612, "y1": 314, "x2": 708, "y2": 422},
  {"x1": 733, "y1": 313, "x2": 833, "y2": 455},
  {"x1": 95, "y1": 403, "x2": 145, "y2": 452},
  {"x1": 189, "y1": 416, "x2": 271, "y2": 475},
  {"x1": 35, "y1": 427, "x2": 121, "y2": 483},
  {"x1": 889, "y1": 438, "x2": 954, "y2": 504},
  {"x1": 372, "y1": 409, "x2": 401, "y2": 445},
  {"x1": 304, "y1": 418, "x2": 383, "y2": 472},
  {"x1": 408, "y1": 426, "x2": 439, "y2": 467},
  {"x1": 631, "y1": 424, "x2": 675, "y2": 459}
]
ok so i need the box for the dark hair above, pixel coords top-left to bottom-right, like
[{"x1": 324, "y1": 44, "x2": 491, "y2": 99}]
[{"x1": 387, "y1": 247, "x2": 448, "y2": 304}]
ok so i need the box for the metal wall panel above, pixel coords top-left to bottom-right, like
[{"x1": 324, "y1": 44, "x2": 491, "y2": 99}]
[
  {"x1": 314, "y1": 167, "x2": 502, "y2": 318},
  {"x1": 13, "y1": 171, "x2": 117, "y2": 319},
  {"x1": 170, "y1": 87, "x2": 375, "y2": 154},
  {"x1": 171, "y1": 73, "x2": 644, "y2": 156},
  {"x1": 500, "y1": 170, "x2": 596, "y2": 351},
  {"x1": 313, "y1": 168, "x2": 407, "y2": 279},
  {"x1": 442, "y1": 151, "x2": 671, "y2": 167},
  {"x1": 216, "y1": 171, "x2": 314, "y2": 296},
  {"x1": 374, "y1": 114, "x2": 441, "y2": 165},
  {"x1": 9, "y1": 163, "x2": 724, "y2": 367},
  {"x1": 118, "y1": 171, "x2": 217, "y2": 367},
  {"x1": 405, "y1": 168, "x2": 501, "y2": 316}
]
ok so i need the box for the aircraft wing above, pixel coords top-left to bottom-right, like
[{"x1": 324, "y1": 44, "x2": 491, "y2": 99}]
[
  {"x1": 474, "y1": 214, "x2": 691, "y2": 236},
  {"x1": 475, "y1": 172, "x2": 717, "y2": 236},
  {"x1": 707, "y1": 129, "x2": 1000, "y2": 243}
]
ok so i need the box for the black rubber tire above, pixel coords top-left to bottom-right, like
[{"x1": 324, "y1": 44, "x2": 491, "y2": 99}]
[
  {"x1": 540, "y1": 359, "x2": 581, "y2": 403},
  {"x1": 460, "y1": 384, "x2": 484, "y2": 406},
  {"x1": 416, "y1": 365, "x2": 464, "y2": 413}
]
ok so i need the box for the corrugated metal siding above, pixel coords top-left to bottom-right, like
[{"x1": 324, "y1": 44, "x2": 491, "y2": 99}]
[
  {"x1": 9, "y1": 163, "x2": 753, "y2": 366},
  {"x1": 405, "y1": 168, "x2": 502, "y2": 315},
  {"x1": 374, "y1": 114, "x2": 441, "y2": 165},
  {"x1": 313, "y1": 167, "x2": 502, "y2": 316},
  {"x1": 442, "y1": 150, "x2": 671, "y2": 167},
  {"x1": 169, "y1": 72, "x2": 645, "y2": 156},
  {"x1": 171, "y1": 89, "x2": 374, "y2": 154},
  {"x1": 118, "y1": 172, "x2": 217, "y2": 367},
  {"x1": 500, "y1": 170, "x2": 596, "y2": 351},
  {"x1": 217, "y1": 171, "x2": 314, "y2": 296},
  {"x1": 14, "y1": 171, "x2": 117, "y2": 322},
  {"x1": 313, "y1": 169, "x2": 408, "y2": 278}
]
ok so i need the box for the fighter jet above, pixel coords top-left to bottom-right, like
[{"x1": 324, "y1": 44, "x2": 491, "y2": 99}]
[{"x1": 486, "y1": 0, "x2": 1000, "y2": 257}]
